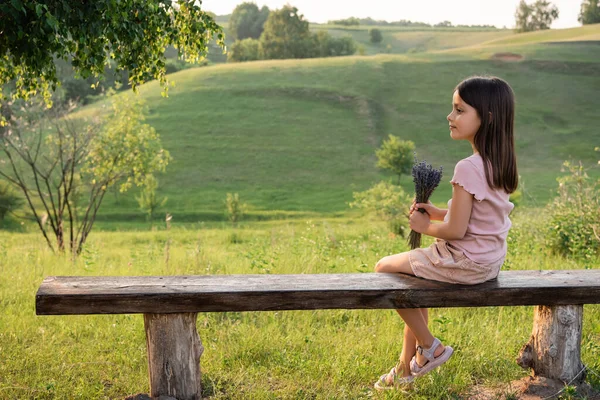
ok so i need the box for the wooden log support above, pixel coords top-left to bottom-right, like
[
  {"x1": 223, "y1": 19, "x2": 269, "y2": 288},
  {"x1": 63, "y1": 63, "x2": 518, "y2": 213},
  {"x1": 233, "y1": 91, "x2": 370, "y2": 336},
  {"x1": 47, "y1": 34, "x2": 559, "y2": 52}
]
[
  {"x1": 144, "y1": 313, "x2": 203, "y2": 400},
  {"x1": 517, "y1": 305, "x2": 585, "y2": 383}
]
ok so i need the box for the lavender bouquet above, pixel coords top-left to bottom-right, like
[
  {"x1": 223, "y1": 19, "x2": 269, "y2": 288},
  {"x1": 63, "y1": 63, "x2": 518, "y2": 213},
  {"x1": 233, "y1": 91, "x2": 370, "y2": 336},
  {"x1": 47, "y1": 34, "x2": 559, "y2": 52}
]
[{"x1": 408, "y1": 154, "x2": 443, "y2": 249}]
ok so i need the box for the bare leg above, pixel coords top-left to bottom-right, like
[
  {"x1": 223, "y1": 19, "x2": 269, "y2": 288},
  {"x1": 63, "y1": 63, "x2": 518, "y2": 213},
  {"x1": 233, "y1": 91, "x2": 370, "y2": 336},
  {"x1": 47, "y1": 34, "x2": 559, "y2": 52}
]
[
  {"x1": 375, "y1": 253, "x2": 445, "y2": 371},
  {"x1": 396, "y1": 309, "x2": 428, "y2": 377}
]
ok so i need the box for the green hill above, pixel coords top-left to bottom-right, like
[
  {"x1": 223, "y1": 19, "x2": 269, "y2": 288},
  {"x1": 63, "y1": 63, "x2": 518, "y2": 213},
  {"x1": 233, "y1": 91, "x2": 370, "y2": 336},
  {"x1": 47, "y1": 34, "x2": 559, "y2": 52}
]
[{"x1": 72, "y1": 25, "x2": 600, "y2": 225}]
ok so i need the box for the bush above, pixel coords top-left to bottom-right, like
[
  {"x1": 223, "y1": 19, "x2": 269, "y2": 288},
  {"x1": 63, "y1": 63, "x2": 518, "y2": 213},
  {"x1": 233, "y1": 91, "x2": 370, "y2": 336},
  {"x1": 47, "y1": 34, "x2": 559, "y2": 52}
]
[
  {"x1": 312, "y1": 32, "x2": 356, "y2": 58},
  {"x1": 0, "y1": 181, "x2": 23, "y2": 221},
  {"x1": 349, "y1": 180, "x2": 411, "y2": 236},
  {"x1": 225, "y1": 193, "x2": 248, "y2": 225},
  {"x1": 369, "y1": 28, "x2": 383, "y2": 44},
  {"x1": 228, "y1": 38, "x2": 263, "y2": 62},
  {"x1": 546, "y1": 161, "x2": 600, "y2": 260}
]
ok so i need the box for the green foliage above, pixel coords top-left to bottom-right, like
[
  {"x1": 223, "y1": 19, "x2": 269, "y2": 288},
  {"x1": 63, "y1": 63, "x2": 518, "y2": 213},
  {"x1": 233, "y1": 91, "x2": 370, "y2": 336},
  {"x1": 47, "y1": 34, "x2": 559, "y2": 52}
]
[
  {"x1": 369, "y1": 28, "x2": 383, "y2": 44},
  {"x1": 514, "y1": 0, "x2": 560, "y2": 33},
  {"x1": 0, "y1": 0, "x2": 225, "y2": 108},
  {"x1": 435, "y1": 20, "x2": 454, "y2": 27},
  {"x1": 375, "y1": 135, "x2": 416, "y2": 182},
  {"x1": 349, "y1": 180, "x2": 411, "y2": 236},
  {"x1": 227, "y1": 38, "x2": 263, "y2": 62},
  {"x1": 0, "y1": 180, "x2": 23, "y2": 221},
  {"x1": 225, "y1": 193, "x2": 248, "y2": 224},
  {"x1": 230, "y1": 27, "x2": 355, "y2": 62},
  {"x1": 229, "y1": 2, "x2": 270, "y2": 40},
  {"x1": 328, "y1": 17, "x2": 360, "y2": 26},
  {"x1": 0, "y1": 96, "x2": 171, "y2": 253},
  {"x1": 546, "y1": 160, "x2": 600, "y2": 260},
  {"x1": 579, "y1": 0, "x2": 600, "y2": 24},
  {"x1": 260, "y1": 5, "x2": 313, "y2": 59},
  {"x1": 84, "y1": 97, "x2": 171, "y2": 194},
  {"x1": 312, "y1": 32, "x2": 356, "y2": 57},
  {"x1": 136, "y1": 175, "x2": 167, "y2": 223}
]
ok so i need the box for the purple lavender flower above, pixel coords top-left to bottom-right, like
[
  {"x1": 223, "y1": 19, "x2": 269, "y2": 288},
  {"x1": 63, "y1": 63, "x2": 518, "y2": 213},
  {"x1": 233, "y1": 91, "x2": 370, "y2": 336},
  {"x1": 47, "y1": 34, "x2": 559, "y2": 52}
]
[{"x1": 408, "y1": 153, "x2": 443, "y2": 249}]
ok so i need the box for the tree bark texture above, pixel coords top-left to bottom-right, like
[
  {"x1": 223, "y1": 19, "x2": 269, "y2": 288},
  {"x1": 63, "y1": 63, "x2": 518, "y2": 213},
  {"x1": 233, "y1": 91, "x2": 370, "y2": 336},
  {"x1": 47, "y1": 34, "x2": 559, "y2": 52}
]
[
  {"x1": 144, "y1": 313, "x2": 203, "y2": 399},
  {"x1": 517, "y1": 305, "x2": 585, "y2": 383}
]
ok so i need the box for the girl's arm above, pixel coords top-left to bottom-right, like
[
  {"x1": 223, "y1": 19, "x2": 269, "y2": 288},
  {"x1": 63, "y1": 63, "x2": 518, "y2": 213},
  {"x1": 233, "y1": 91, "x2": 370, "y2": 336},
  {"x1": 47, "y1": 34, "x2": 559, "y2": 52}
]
[{"x1": 409, "y1": 184, "x2": 473, "y2": 240}]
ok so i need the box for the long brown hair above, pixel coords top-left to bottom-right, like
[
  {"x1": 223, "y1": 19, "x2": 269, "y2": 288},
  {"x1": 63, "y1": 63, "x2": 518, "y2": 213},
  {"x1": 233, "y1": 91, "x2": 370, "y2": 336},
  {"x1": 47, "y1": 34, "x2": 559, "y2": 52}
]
[{"x1": 455, "y1": 76, "x2": 518, "y2": 193}]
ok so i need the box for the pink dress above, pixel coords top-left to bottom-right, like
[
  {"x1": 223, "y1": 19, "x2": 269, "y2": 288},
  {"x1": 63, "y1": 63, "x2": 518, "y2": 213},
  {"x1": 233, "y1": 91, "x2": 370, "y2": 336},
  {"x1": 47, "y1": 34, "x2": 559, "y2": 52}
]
[{"x1": 408, "y1": 154, "x2": 514, "y2": 285}]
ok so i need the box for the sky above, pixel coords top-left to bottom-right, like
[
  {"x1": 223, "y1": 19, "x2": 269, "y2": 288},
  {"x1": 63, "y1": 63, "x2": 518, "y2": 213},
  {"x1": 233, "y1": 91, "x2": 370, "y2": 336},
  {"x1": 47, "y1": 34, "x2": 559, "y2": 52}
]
[{"x1": 201, "y1": 0, "x2": 581, "y2": 29}]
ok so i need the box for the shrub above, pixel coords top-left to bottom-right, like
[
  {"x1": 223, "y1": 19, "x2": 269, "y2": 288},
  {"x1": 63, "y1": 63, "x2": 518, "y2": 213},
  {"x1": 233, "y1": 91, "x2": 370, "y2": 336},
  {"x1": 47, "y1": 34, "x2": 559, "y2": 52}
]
[
  {"x1": 225, "y1": 193, "x2": 248, "y2": 225},
  {"x1": 369, "y1": 28, "x2": 383, "y2": 44},
  {"x1": 349, "y1": 180, "x2": 412, "y2": 236},
  {"x1": 313, "y1": 32, "x2": 356, "y2": 57},
  {"x1": 0, "y1": 181, "x2": 23, "y2": 221},
  {"x1": 228, "y1": 38, "x2": 263, "y2": 62},
  {"x1": 546, "y1": 161, "x2": 600, "y2": 260}
]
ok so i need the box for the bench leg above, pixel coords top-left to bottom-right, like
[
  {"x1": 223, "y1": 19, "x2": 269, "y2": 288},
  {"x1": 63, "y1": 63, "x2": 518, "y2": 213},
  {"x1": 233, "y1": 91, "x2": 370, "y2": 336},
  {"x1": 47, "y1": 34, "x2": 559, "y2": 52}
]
[
  {"x1": 517, "y1": 305, "x2": 585, "y2": 383},
  {"x1": 144, "y1": 313, "x2": 204, "y2": 399}
]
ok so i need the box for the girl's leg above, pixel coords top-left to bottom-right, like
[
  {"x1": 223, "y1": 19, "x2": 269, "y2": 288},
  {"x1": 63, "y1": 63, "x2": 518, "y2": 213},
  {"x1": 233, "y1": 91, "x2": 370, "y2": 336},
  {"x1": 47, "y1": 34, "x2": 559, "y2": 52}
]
[
  {"x1": 375, "y1": 253, "x2": 445, "y2": 368},
  {"x1": 389, "y1": 309, "x2": 428, "y2": 379}
]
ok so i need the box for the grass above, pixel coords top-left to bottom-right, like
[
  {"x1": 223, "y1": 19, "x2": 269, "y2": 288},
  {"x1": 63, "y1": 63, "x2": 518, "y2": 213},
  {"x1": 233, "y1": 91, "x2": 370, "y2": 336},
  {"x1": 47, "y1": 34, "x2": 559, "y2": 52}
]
[{"x1": 0, "y1": 210, "x2": 599, "y2": 399}]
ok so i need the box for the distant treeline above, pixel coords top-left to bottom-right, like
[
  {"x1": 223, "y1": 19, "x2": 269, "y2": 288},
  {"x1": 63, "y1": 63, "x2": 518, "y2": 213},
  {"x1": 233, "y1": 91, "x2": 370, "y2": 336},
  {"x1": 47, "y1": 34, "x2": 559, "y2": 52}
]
[{"x1": 327, "y1": 17, "x2": 497, "y2": 29}]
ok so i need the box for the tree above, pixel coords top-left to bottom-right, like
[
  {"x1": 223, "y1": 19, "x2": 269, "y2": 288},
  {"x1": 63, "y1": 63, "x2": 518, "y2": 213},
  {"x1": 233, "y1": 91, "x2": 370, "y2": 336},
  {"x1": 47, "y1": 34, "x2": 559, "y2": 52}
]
[
  {"x1": 225, "y1": 193, "x2": 247, "y2": 225},
  {"x1": 434, "y1": 20, "x2": 453, "y2": 27},
  {"x1": 0, "y1": 0, "x2": 224, "y2": 109},
  {"x1": 136, "y1": 175, "x2": 168, "y2": 224},
  {"x1": 578, "y1": 0, "x2": 600, "y2": 24},
  {"x1": 514, "y1": 0, "x2": 559, "y2": 33},
  {"x1": 260, "y1": 5, "x2": 313, "y2": 59},
  {"x1": 369, "y1": 28, "x2": 383, "y2": 44},
  {"x1": 229, "y1": 2, "x2": 270, "y2": 40},
  {"x1": 349, "y1": 181, "x2": 411, "y2": 236},
  {"x1": 328, "y1": 17, "x2": 360, "y2": 26},
  {"x1": 313, "y1": 32, "x2": 357, "y2": 57},
  {"x1": 375, "y1": 135, "x2": 415, "y2": 182},
  {"x1": 0, "y1": 97, "x2": 171, "y2": 255},
  {"x1": 228, "y1": 38, "x2": 263, "y2": 62}
]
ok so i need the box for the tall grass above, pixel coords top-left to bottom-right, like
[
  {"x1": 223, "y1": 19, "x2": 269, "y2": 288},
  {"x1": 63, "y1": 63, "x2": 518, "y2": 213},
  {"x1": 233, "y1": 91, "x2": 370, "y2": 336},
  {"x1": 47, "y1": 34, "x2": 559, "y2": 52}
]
[{"x1": 0, "y1": 210, "x2": 598, "y2": 399}]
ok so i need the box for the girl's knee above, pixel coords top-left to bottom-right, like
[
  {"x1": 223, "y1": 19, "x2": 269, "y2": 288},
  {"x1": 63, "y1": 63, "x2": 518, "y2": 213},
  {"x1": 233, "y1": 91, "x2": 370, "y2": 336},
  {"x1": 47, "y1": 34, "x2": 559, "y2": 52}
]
[
  {"x1": 374, "y1": 256, "x2": 391, "y2": 273},
  {"x1": 374, "y1": 252, "x2": 414, "y2": 275}
]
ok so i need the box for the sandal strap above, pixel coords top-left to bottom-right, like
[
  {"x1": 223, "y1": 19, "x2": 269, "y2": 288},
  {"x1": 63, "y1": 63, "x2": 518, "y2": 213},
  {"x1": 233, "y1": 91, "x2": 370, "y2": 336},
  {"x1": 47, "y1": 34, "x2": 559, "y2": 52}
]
[{"x1": 417, "y1": 337, "x2": 442, "y2": 363}]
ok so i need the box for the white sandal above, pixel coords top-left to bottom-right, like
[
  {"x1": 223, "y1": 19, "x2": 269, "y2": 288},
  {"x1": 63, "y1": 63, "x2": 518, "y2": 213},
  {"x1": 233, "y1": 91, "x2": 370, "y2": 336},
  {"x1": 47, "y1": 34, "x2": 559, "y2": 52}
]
[
  {"x1": 409, "y1": 337, "x2": 453, "y2": 377},
  {"x1": 374, "y1": 361, "x2": 415, "y2": 390}
]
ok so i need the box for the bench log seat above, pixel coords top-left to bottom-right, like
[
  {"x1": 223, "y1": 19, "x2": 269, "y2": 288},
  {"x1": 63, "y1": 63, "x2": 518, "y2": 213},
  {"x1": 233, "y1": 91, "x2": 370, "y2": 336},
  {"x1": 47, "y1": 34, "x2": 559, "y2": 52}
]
[{"x1": 36, "y1": 270, "x2": 600, "y2": 399}]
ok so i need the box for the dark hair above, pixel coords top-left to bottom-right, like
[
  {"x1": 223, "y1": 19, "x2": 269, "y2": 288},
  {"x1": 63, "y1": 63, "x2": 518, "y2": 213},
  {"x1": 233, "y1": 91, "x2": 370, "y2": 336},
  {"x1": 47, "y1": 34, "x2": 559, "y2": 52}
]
[{"x1": 455, "y1": 76, "x2": 518, "y2": 194}]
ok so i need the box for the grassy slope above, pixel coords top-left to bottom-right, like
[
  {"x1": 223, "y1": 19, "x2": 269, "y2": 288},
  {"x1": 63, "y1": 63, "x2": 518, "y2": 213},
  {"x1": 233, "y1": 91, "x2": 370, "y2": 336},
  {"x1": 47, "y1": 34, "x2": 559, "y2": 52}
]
[{"x1": 62, "y1": 24, "x2": 600, "y2": 227}]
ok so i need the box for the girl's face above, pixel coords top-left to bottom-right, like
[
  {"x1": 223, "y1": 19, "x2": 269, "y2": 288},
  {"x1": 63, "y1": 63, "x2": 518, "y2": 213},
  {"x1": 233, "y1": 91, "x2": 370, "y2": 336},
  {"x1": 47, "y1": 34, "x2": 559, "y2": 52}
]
[{"x1": 447, "y1": 90, "x2": 481, "y2": 144}]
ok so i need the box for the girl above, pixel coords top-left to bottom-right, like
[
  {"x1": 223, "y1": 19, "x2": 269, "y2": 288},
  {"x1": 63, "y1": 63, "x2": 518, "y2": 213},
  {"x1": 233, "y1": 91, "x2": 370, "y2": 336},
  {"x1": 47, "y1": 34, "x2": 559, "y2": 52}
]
[{"x1": 374, "y1": 76, "x2": 518, "y2": 389}]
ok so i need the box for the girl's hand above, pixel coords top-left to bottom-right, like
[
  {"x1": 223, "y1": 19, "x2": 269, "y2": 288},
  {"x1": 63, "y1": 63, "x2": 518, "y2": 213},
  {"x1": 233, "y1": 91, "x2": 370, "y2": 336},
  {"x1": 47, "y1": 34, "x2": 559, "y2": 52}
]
[
  {"x1": 411, "y1": 200, "x2": 447, "y2": 221},
  {"x1": 409, "y1": 209, "x2": 430, "y2": 233}
]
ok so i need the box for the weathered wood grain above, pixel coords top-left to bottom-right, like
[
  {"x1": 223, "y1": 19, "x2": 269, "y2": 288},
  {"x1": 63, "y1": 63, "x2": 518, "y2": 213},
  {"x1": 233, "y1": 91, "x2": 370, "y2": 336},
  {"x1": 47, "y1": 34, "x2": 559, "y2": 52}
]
[
  {"x1": 36, "y1": 270, "x2": 600, "y2": 315},
  {"x1": 517, "y1": 305, "x2": 585, "y2": 383},
  {"x1": 144, "y1": 313, "x2": 203, "y2": 399}
]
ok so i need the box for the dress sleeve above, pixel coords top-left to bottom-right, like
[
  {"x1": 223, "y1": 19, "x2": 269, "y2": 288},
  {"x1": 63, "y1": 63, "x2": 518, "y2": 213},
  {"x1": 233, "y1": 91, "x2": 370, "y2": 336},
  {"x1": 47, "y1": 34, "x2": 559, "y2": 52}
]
[{"x1": 450, "y1": 159, "x2": 487, "y2": 201}]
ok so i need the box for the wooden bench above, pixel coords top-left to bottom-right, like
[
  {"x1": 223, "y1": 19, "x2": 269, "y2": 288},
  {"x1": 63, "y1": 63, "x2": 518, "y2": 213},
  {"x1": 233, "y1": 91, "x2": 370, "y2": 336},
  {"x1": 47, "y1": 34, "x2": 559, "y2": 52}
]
[{"x1": 36, "y1": 270, "x2": 600, "y2": 399}]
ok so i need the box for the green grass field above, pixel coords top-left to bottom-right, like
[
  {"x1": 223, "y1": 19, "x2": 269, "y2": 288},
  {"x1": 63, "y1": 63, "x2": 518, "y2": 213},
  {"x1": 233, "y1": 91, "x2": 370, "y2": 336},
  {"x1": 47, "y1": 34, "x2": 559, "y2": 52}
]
[{"x1": 0, "y1": 211, "x2": 598, "y2": 399}]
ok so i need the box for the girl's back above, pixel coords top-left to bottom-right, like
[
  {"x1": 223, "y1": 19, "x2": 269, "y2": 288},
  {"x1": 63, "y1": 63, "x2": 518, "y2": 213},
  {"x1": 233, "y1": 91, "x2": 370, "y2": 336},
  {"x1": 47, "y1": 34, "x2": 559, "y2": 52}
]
[{"x1": 444, "y1": 153, "x2": 514, "y2": 264}]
